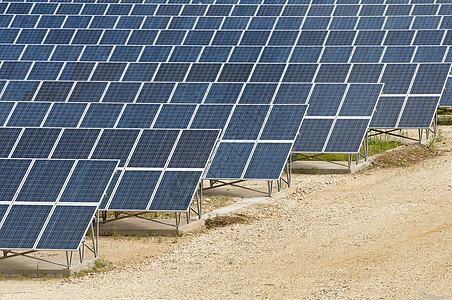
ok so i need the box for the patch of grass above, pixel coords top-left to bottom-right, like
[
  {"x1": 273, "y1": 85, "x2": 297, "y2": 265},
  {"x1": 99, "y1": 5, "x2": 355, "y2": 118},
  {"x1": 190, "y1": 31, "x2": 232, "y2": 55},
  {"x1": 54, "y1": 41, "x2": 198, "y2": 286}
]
[
  {"x1": 295, "y1": 136, "x2": 403, "y2": 162},
  {"x1": 75, "y1": 258, "x2": 111, "y2": 277},
  {"x1": 370, "y1": 144, "x2": 439, "y2": 169},
  {"x1": 202, "y1": 195, "x2": 233, "y2": 210},
  {"x1": 437, "y1": 108, "x2": 452, "y2": 115},
  {"x1": 205, "y1": 213, "x2": 253, "y2": 229},
  {"x1": 438, "y1": 115, "x2": 452, "y2": 125},
  {"x1": 368, "y1": 137, "x2": 403, "y2": 154}
]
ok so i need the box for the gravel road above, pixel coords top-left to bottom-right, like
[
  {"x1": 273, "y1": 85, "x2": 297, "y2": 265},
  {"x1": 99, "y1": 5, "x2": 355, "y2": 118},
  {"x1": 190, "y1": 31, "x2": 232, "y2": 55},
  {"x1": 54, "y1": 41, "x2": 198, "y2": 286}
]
[{"x1": 1, "y1": 128, "x2": 452, "y2": 299}]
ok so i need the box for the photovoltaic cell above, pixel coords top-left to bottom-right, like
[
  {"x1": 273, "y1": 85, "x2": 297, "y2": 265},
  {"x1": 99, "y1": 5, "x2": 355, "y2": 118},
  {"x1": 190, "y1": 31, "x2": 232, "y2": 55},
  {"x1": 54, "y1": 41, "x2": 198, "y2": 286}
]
[
  {"x1": 128, "y1": 130, "x2": 179, "y2": 168},
  {"x1": 324, "y1": 119, "x2": 370, "y2": 153},
  {"x1": 243, "y1": 143, "x2": 292, "y2": 179},
  {"x1": 206, "y1": 142, "x2": 254, "y2": 179},
  {"x1": 149, "y1": 170, "x2": 202, "y2": 211},
  {"x1": 168, "y1": 129, "x2": 219, "y2": 168},
  {"x1": 398, "y1": 96, "x2": 440, "y2": 128},
  {"x1": 0, "y1": 205, "x2": 52, "y2": 249},
  {"x1": 293, "y1": 118, "x2": 334, "y2": 153},
  {"x1": 15, "y1": 160, "x2": 74, "y2": 202},
  {"x1": 36, "y1": 205, "x2": 97, "y2": 250},
  {"x1": 0, "y1": 158, "x2": 118, "y2": 250},
  {"x1": 108, "y1": 171, "x2": 160, "y2": 210}
]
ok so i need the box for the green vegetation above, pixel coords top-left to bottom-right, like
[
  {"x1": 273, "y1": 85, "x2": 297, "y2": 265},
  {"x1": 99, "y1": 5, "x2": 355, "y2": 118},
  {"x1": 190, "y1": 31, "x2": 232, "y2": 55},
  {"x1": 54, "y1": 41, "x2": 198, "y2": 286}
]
[
  {"x1": 75, "y1": 258, "x2": 111, "y2": 277},
  {"x1": 438, "y1": 115, "x2": 452, "y2": 125},
  {"x1": 295, "y1": 136, "x2": 403, "y2": 162}
]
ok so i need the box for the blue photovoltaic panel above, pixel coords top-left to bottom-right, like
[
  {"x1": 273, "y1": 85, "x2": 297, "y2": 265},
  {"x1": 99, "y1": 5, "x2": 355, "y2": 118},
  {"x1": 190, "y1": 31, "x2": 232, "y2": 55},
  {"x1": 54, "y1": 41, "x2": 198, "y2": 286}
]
[
  {"x1": 51, "y1": 129, "x2": 100, "y2": 159},
  {"x1": 439, "y1": 77, "x2": 452, "y2": 107},
  {"x1": 243, "y1": 143, "x2": 292, "y2": 179},
  {"x1": 80, "y1": 103, "x2": 123, "y2": 128},
  {"x1": 91, "y1": 129, "x2": 140, "y2": 167},
  {"x1": 206, "y1": 142, "x2": 254, "y2": 179},
  {"x1": 398, "y1": 96, "x2": 440, "y2": 128},
  {"x1": 15, "y1": 160, "x2": 74, "y2": 202},
  {"x1": 370, "y1": 96, "x2": 406, "y2": 128},
  {"x1": 0, "y1": 159, "x2": 30, "y2": 202},
  {"x1": 0, "y1": 158, "x2": 118, "y2": 250},
  {"x1": 339, "y1": 84, "x2": 383, "y2": 116},
  {"x1": 149, "y1": 170, "x2": 202, "y2": 211},
  {"x1": 260, "y1": 105, "x2": 308, "y2": 140},
  {"x1": 43, "y1": 103, "x2": 87, "y2": 128},
  {"x1": 324, "y1": 119, "x2": 371, "y2": 153},
  {"x1": 6, "y1": 102, "x2": 50, "y2": 127},
  {"x1": 36, "y1": 205, "x2": 97, "y2": 250},
  {"x1": 116, "y1": 104, "x2": 159, "y2": 128},
  {"x1": 108, "y1": 171, "x2": 160, "y2": 210},
  {"x1": 0, "y1": 102, "x2": 14, "y2": 126},
  {"x1": 59, "y1": 160, "x2": 119, "y2": 203},
  {"x1": 153, "y1": 104, "x2": 196, "y2": 128},
  {"x1": 223, "y1": 105, "x2": 269, "y2": 140},
  {"x1": 168, "y1": 129, "x2": 220, "y2": 168},
  {"x1": 128, "y1": 129, "x2": 179, "y2": 168},
  {"x1": 12, "y1": 128, "x2": 60, "y2": 158},
  {"x1": 0, "y1": 205, "x2": 52, "y2": 249},
  {"x1": 293, "y1": 118, "x2": 334, "y2": 153},
  {"x1": 190, "y1": 104, "x2": 233, "y2": 129},
  {"x1": 410, "y1": 64, "x2": 450, "y2": 94},
  {"x1": 307, "y1": 84, "x2": 347, "y2": 116},
  {"x1": 0, "y1": 128, "x2": 22, "y2": 158}
]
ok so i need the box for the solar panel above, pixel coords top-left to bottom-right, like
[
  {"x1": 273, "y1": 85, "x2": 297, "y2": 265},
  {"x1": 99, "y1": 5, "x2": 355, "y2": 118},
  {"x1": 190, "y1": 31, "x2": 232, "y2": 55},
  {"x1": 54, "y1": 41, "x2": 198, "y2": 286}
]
[
  {"x1": 0, "y1": 126, "x2": 220, "y2": 212},
  {"x1": 0, "y1": 158, "x2": 118, "y2": 250},
  {"x1": 439, "y1": 77, "x2": 452, "y2": 107},
  {"x1": 205, "y1": 104, "x2": 308, "y2": 180},
  {"x1": 293, "y1": 83, "x2": 383, "y2": 153},
  {"x1": 0, "y1": 0, "x2": 449, "y2": 173}
]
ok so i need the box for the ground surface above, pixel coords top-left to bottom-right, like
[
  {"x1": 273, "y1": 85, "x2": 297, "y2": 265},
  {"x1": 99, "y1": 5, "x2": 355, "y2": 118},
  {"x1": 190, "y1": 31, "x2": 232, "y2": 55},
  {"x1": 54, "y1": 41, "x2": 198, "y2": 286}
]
[{"x1": 1, "y1": 128, "x2": 452, "y2": 299}]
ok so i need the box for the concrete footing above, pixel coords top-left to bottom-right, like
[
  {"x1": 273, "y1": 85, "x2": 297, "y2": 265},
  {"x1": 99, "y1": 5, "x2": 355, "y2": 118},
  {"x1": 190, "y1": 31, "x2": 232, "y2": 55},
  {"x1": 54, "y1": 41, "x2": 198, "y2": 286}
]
[
  {"x1": 98, "y1": 218, "x2": 205, "y2": 236},
  {"x1": 292, "y1": 159, "x2": 371, "y2": 174},
  {"x1": 0, "y1": 256, "x2": 97, "y2": 276}
]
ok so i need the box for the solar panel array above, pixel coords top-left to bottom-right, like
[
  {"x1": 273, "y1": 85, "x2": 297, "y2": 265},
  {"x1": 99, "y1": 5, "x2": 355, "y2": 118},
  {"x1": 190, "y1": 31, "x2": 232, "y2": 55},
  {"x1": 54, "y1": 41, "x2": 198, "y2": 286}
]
[
  {"x1": 0, "y1": 1, "x2": 450, "y2": 156},
  {"x1": 0, "y1": 158, "x2": 118, "y2": 250},
  {"x1": 1, "y1": 0, "x2": 451, "y2": 252},
  {"x1": 0, "y1": 127, "x2": 220, "y2": 211}
]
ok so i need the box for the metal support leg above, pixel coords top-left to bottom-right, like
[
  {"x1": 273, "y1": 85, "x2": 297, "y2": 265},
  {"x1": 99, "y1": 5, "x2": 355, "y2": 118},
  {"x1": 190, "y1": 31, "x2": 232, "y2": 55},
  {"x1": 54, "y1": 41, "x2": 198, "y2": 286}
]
[
  {"x1": 347, "y1": 154, "x2": 352, "y2": 168},
  {"x1": 418, "y1": 129, "x2": 423, "y2": 143},
  {"x1": 199, "y1": 181, "x2": 203, "y2": 220},
  {"x1": 175, "y1": 213, "x2": 181, "y2": 229},
  {"x1": 267, "y1": 181, "x2": 273, "y2": 196},
  {"x1": 288, "y1": 153, "x2": 293, "y2": 188},
  {"x1": 355, "y1": 152, "x2": 359, "y2": 165},
  {"x1": 90, "y1": 221, "x2": 96, "y2": 258},
  {"x1": 364, "y1": 131, "x2": 369, "y2": 161},
  {"x1": 96, "y1": 210, "x2": 99, "y2": 257},
  {"x1": 66, "y1": 251, "x2": 73, "y2": 268},
  {"x1": 79, "y1": 242, "x2": 85, "y2": 264},
  {"x1": 434, "y1": 112, "x2": 438, "y2": 137}
]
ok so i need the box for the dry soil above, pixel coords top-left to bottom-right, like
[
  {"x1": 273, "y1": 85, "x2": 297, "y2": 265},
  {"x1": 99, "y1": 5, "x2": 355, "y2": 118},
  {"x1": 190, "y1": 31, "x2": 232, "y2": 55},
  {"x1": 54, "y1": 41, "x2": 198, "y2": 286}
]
[{"x1": 1, "y1": 128, "x2": 452, "y2": 299}]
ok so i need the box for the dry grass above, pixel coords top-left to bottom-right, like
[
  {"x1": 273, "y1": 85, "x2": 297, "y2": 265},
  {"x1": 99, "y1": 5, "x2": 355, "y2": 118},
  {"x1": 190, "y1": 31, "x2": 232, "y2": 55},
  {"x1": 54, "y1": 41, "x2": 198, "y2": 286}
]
[
  {"x1": 204, "y1": 213, "x2": 254, "y2": 229},
  {"x1": 370, "y1": 144, "x2": 440, "y2": 169}
]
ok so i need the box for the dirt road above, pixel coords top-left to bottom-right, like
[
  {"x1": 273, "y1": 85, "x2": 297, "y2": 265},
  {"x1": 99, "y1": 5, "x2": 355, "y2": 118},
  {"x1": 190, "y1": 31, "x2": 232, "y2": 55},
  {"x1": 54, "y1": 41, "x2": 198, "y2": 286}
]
[{"x1": 1, "y1": 128, "x2": 452, "y2": 299}]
